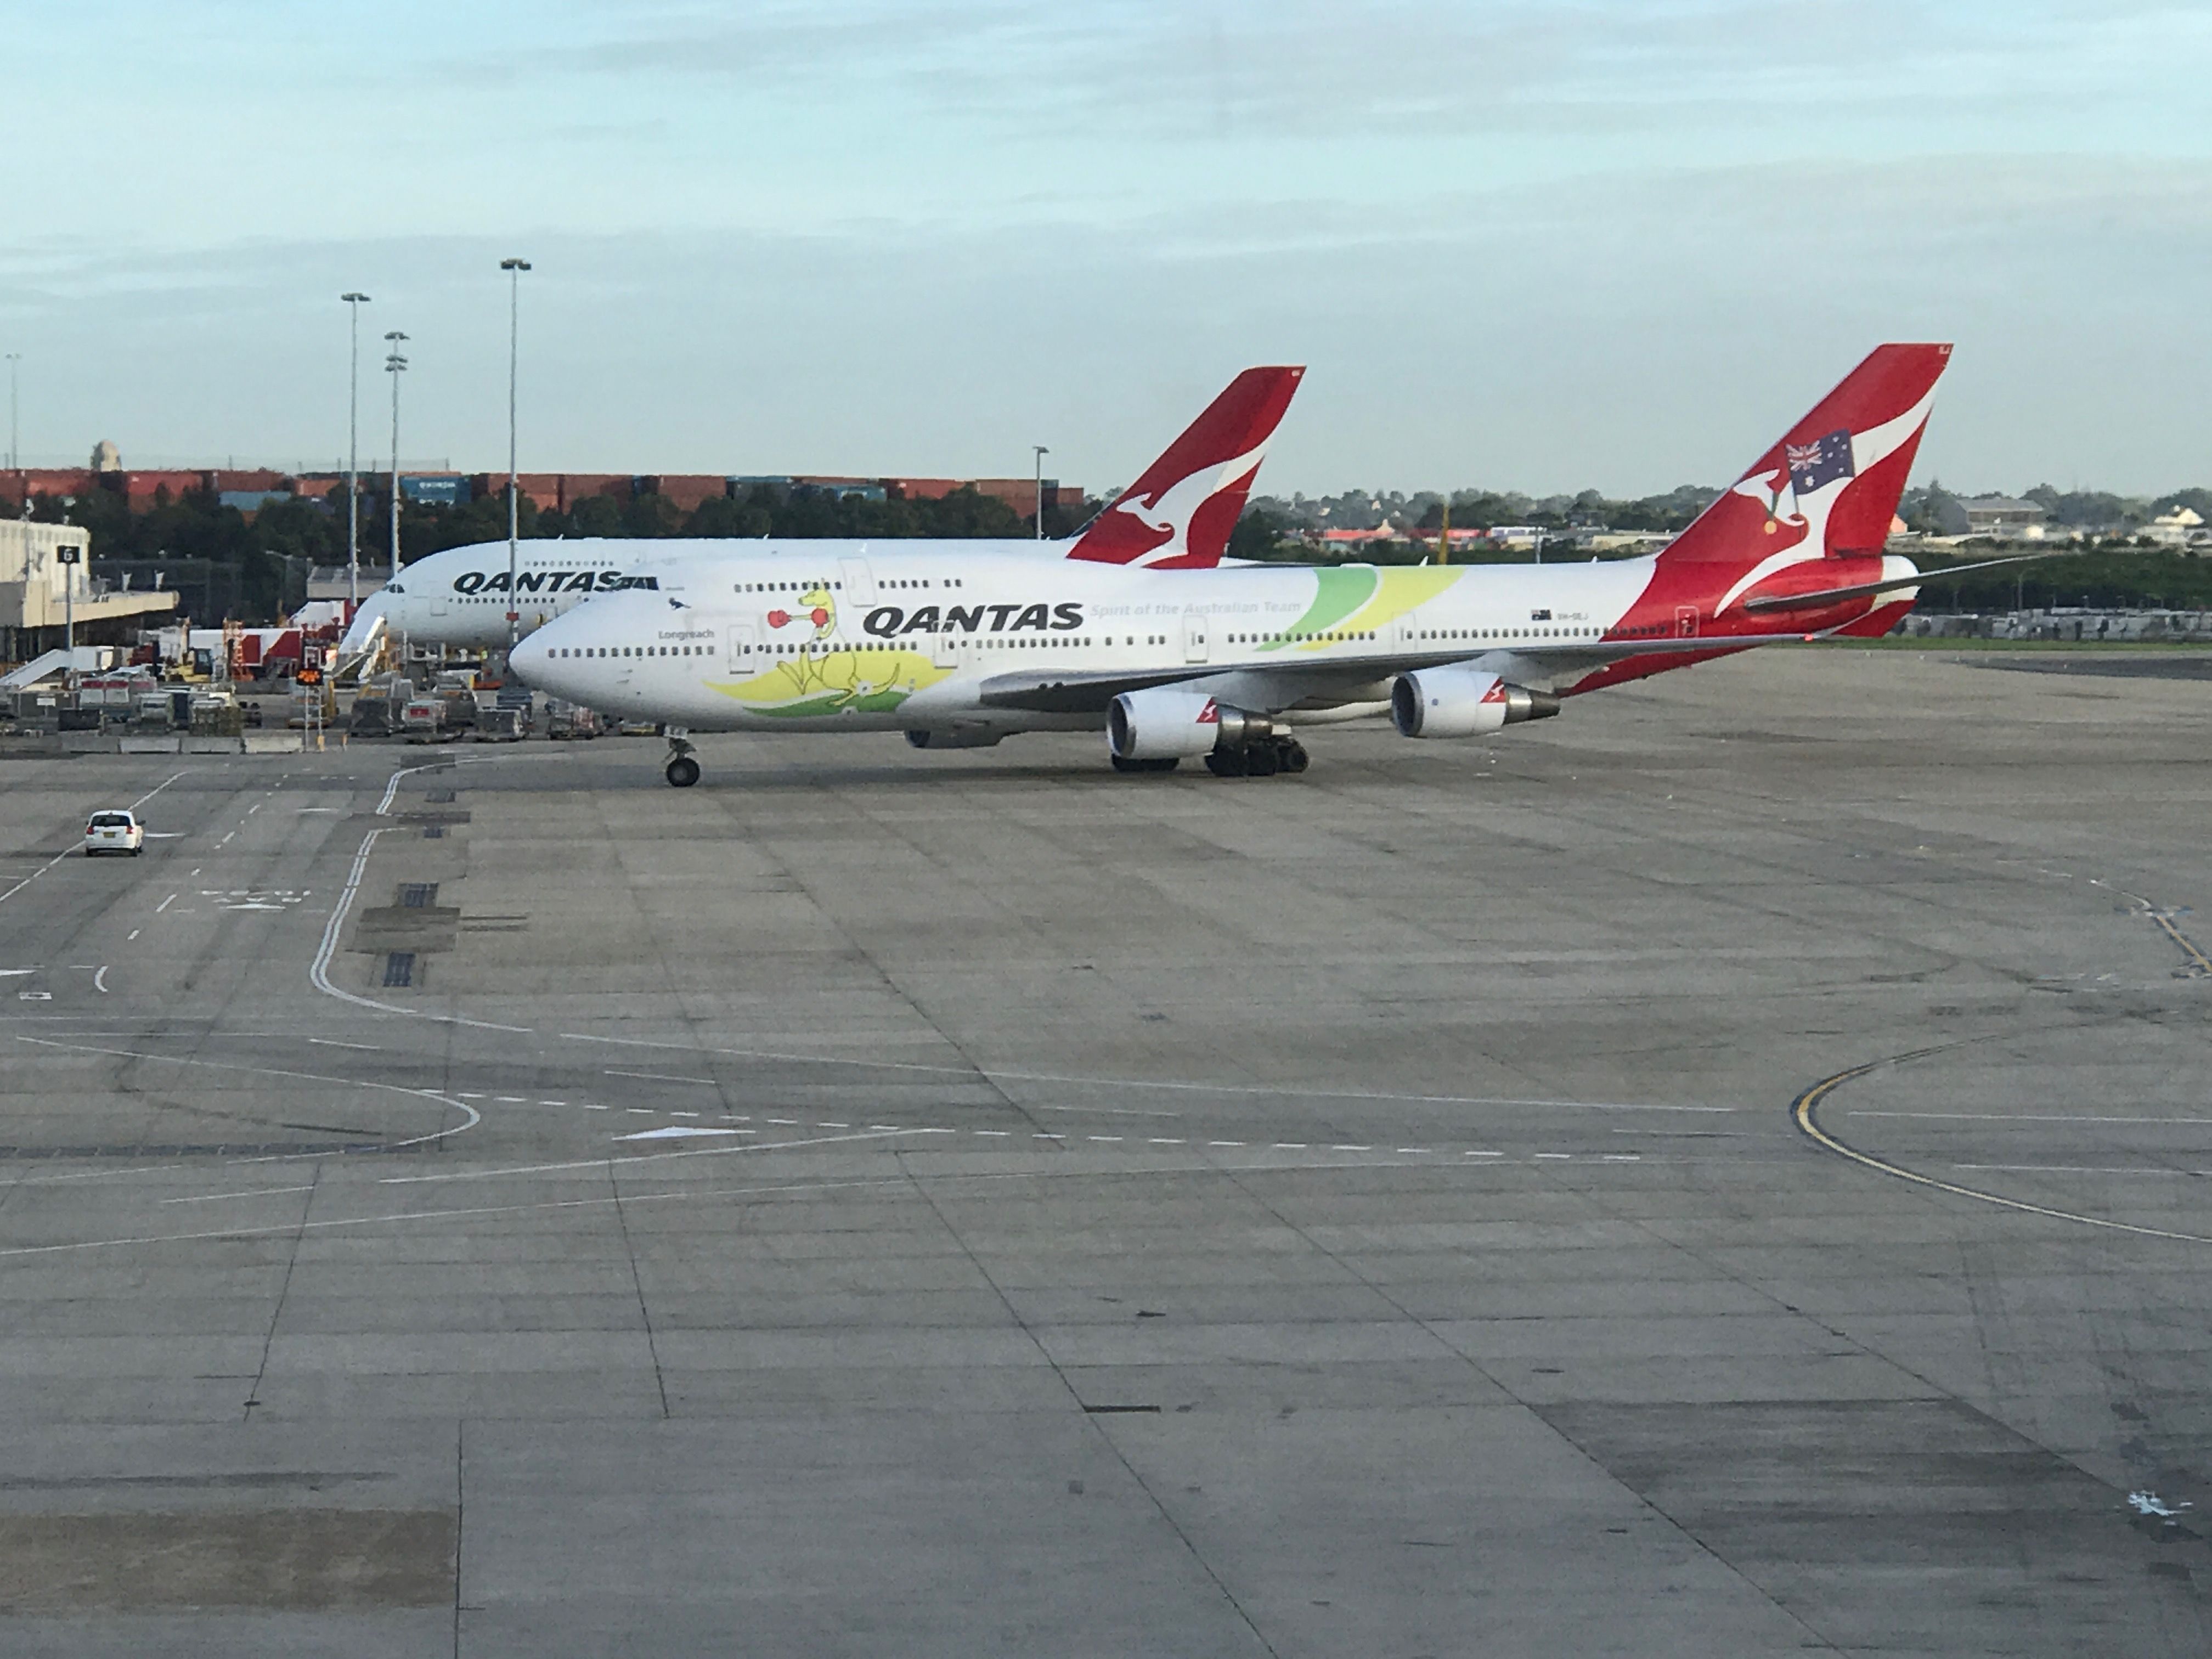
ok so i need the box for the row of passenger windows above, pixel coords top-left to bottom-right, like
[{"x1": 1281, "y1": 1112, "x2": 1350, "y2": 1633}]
[
  {"x1": 546, "y1": 625, "x2": 1635, "y2": 663},
  {"x1": 1227, "y1": 630, "x2": 1376, "y2": 645},
  {"x1": 1415, "y1": 626, "x2": 1602, "y2": 641},
  {"x1": 550, "y1": 645, "x2": 708, "y2": 658},
  {"x1": 730, "y1": 578, "x2": 966, "y2": 593}
]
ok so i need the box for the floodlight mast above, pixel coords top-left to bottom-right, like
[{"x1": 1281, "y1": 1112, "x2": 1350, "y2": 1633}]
[
  {"x1": 384, "y1": 332, "x2": 409, "y2": 574},
  {"x1": 500, "y1": 258, "x2": 532, "y2": 655},
  {"x1": 340, "y1": 294, "x2": 370, "y2": 610}
]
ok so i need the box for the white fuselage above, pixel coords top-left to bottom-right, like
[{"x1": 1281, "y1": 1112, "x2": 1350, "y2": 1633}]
[{"x1": 511, "y1": 546, "x2": 1679, "y2": 733}]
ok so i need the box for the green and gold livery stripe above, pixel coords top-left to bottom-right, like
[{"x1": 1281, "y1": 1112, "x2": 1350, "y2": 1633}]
[
  {"x1": 1262, "y1": 566, "x2": 1466, "y2": 653},
  {"x1": 707, "y1": 647, "x2": 950, "y2": 718}
]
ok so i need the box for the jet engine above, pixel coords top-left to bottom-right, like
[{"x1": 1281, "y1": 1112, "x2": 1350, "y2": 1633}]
[
  {"x1": 1389, "y1": 667, "x2": 1560, "y2": 738},
  {"x1": 1107, "y1": 688, "x2": 1278, "y2": 761}
]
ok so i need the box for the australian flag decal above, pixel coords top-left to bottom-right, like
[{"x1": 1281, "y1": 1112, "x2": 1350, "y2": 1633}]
[{"x1": 1786, "y1": 428, "x2": 1855, "y2": 495}]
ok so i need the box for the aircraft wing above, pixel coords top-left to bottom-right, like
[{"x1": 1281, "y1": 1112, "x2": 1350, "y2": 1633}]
[{"x1": 975, "y1": 633, "x2": 1835, "y2": 715}]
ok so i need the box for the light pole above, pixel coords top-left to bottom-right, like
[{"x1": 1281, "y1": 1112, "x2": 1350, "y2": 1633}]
[
  {"x1": 500, "y1": 257, "x2": 531, "y2": 654},
  {"x1": 340, "y1": 294, "x2": 370, "y2": 611},
  {"x1": 384, "y1": 332, "x2": 408, "y2": 574},
  {"x1": 1032, "y1": 445, "x2": 1049, "y2": 541},
  {"x1": 5, "y1": 352, "x2": 19, "y2": 519}
]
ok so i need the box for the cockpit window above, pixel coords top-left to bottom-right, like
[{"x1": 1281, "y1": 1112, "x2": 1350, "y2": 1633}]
[{"x1": 385, "y1": 583, "x2": 404, "y2": 594}]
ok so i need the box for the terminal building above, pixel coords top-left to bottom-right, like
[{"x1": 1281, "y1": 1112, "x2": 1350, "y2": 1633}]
[{"x1": 0, "y1": 520, "x2": 177, "y2": 663}]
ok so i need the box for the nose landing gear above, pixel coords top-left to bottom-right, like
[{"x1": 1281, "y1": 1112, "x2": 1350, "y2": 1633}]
[{"x1": 664, "y1": 730, "x2": 700, "y2": 788}]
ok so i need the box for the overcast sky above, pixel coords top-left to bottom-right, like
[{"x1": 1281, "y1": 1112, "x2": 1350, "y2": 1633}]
[{"x1": 4, "y1": 1, "x2": 2207, "y2": 495}]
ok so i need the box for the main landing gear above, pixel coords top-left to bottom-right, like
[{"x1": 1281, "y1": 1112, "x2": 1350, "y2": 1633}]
[
  {"x1": 664, "y1": 730, "x2": 699, "y2": 788},
  {"x1": 1204, "y1": 736, "x2": 1308, "y2": 778}
]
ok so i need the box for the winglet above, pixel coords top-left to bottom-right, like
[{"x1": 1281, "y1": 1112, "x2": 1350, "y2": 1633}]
[{"x1": 1066, "y1": 366, "x2": 1305, "y2": 568}]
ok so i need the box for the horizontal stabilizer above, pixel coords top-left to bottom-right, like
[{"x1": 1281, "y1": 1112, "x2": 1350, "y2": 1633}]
[{"x1": 1742, "y1": 551, "x2": 2055, "y2": 614}]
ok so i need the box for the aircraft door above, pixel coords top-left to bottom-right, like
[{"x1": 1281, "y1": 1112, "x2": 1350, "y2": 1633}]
[
  {"x1": 1674, "y1": 605, "x2": 1699, "y2": 639},
  {"x1": 727, "y1": 620, "x2": 757, "y2": 672},
  {"x1": 839, "y1": 556, "x2": 876, "y2": 605},
  {"x1": 1182, "y1": 610, "x2": 1211, "y2": 664},
  {"x1": 932, "y1": 629, "x2": 958, "y2": 670}
]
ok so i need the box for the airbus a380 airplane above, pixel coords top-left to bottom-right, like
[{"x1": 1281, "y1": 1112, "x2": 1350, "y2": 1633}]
[
  {"x1": 515, "y1": 345, "x2": 1979, "y2": 788},
  {"x1": 335, "y1": 367, "x2": 1303, "y2": 661}
]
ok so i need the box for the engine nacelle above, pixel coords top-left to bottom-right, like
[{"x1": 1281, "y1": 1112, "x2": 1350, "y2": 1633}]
[
  {"x1": 1108, "y1": 689, "x2": 1275, "y2": 760},
  {"x1": 906, "y1": 727, "x2": 1003, "y2": 749},
  {"x1": 1390, "y1": 667, "x2": 1560, "y2": 738}
]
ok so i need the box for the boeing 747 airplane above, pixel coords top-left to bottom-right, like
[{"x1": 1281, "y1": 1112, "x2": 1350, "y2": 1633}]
[{"x1": 512, "y1": 346, "x2": 1985, "y2": 786}]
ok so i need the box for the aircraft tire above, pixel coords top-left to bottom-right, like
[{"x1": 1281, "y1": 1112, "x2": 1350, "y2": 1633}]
[
  {"x1": 1244, "y1": 742, "x2": 1279, "y2": 777},
  {"x1": 1280, "y1": 740, "x2": 1310, "y2": 774},
  {"x1": 665, "y1": 756, "x2": 701, "y2": 788},
  {"x1": 1204, "y1": 749, "x2": 1246, "y2": 778},
  {"x1": 1110, "y1": 755, "x2": 1180, "y2": 775}
]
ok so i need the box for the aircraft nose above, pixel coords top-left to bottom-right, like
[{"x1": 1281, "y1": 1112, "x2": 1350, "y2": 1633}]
[{"x1": 509, "y1": 632, "x2": 548, "y2": 688}]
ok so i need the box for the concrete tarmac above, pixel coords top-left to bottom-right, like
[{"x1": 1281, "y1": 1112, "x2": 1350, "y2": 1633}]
[{"x1": 0, "y1": 644, "x2": 2207, "y2": 1655}]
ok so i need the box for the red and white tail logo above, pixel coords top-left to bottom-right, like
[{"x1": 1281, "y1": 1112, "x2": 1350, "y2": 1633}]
[
  {"x1": 1662, "y1": 343, "x2": 1950, "y2": 569},
  {"x1": 1066, "y1": 366, "x2": 1305, "y2": 569}
]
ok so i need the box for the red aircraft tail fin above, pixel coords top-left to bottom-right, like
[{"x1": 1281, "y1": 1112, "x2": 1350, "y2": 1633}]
[
  {"x1": 1661, "y1": 342, "x2": 1951, "y2": 569},
  {"x1": 1066, "y1": 366, "x2": 1305, "y2": 568}
]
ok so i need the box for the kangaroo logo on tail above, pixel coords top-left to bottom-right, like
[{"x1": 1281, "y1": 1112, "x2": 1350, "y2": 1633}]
[{"x1": 1066, "y1": 366, "x2": 1304, "y2": 569}]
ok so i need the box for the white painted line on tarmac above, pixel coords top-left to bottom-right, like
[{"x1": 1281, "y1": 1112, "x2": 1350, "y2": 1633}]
[
  {"x1": 376, "y1": 1126, "x2": 922, "y2": 1187},
  {"x1": 606, "y1": 1069, "x2": 713, "y2": 1085},
  {"x1": 93, "y1": 967, "x2": 109, "y2": 995},
  {"x1": 1954, "y1": 1163, "x2": 2210, "y2": 1177},
  {"x1": 0, "y1": 850, "x2": 74, "y2": 909},
  {"x1": 126, "y1": 930, "x2": 139, "y2": 941},
  {"x1": 156, "y1": 893, "x2": 177, "y2": 913},
  {"x1": 1534, "y1": 1153, "x2": 1572, "y2": 1160},
  {"x1": 12, "y1": 1035, "x2": 481, "y2": 1151},
  {"x1": 1853, "y1": 1111, "x2": 2212, "y2": 1125},
  {"x1": 551, "y1": 1029, "x2": 1718, "y2": 1115},
  {"x1": 308, "y1": 1039, "x2": 381, "y2": 1051},
  {"x1": 1331, "y1": 1144, "x2": 1371, "y2": 1152},
  {"x1": 131, "y1": 772, "x2": 191, "y2": 812},
  {"x1": 162, "y1": 1184, "x2": 318, "y2": 1205},
  {"x1": 617, "y1": 1126, "x2": 745, "y2": 1142},
  {"x1": 1033, "y1": 1103, "x2": 1182, "y2": 1119}
]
